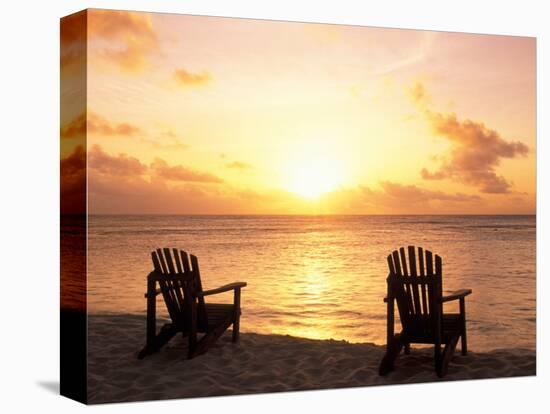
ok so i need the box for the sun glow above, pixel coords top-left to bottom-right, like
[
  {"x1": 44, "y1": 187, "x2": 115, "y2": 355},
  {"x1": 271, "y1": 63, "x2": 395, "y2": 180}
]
[{"x1": 288, "y1": 156, "x2": 345, "y2": 199}]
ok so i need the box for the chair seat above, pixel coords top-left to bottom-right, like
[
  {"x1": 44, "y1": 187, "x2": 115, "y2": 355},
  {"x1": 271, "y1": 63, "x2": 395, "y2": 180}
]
[
  {"x1": 442, "y1": 313, "x2": 462, "y2": 337},
  {"x1": 403, "y1": 313, "x2": 462, "y2": 344},
  {"x1": 200, "y1": 303, "x2": 235, "y2": 331}
]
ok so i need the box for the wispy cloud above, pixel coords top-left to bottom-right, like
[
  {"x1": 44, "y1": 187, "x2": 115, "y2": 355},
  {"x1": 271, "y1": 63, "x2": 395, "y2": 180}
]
[
  {"x1": 88, "y1": 113, "x2": 141, "y2": 137},
  {"x1": 60, "y1": 145, "x2": 86, "y2": 213},
  {"x1": 151, "y1": 158, "x2": 223, "y2": 183},
  {"x1": 363, "y1": 181, "x2": 480, "y2": 207},
  {"x1": 173, "y1": 68, "x2": 212, "y2": 87},
  {"x1": 61, "y1": 112, "x2": 141, "y2": 139},
  {"x1": 225, "y1": 161, "x2": 253, "y2": 170},
  {"x1": 142, "y1": 130, "x2": 189, "y2": 150},
  {"x1": 60, "y1": 11, "x2": 87, "y2": 70},
  {"x1": 408, "y1": 81, "x2": 430, "y2": 106},
  {"x1": 88, "y1": 10, "x2": 158, "y2": 71},
  {"x1": 375, "y1": 31, "x2": 435, "y2": 76},
  {"x1": 60, "y1": 113, "x2": 86, "y2": 139},
  {"x1": 89, "y1": 145, "x2": 147, "y2": 176}
]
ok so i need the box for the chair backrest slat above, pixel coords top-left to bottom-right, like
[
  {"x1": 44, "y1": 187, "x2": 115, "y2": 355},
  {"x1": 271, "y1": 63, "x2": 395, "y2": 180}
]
[
  {"x1": 426, "y1": 250, "x2": 433, "y2": 276},
  {"x1": 387, "y1": 255, "x2": 396, "y2": 275},
  {"x1": 151, "y1": 248, "x2": 209, "y2": 330},
  {"x1": 180, "y1": 250, "x2": 191, "y2": 273},
  {"x1": 189, "y1": 254, "x2": 208, "y2": 327},
  {"x1": 156, "y1": 249, "x2": 169, "y2": 274},
  {"x1": 388, "y1": 251, "x2": 410, "y2": 328},
  {"x1": 386, "y1": 246, "x2": 443, "y2": 340},
  {"x1": 173, "y1": 248, "x2": 183, "y2": 273},
  {"x1": 152, "y1": 250, "x2": 162, "y2": 272},
  {"x1": 157, "y1": 249, "x2": 180, "y2": 314},
  {"x1": 434, "y1": 254, "x2": 443, "y2": 320},
  {"x1": 152, "y1": 250, "x2": 179, "y2": 323},
  {"x1": 163, "y1": 248, "x2": 176, "y2": 274},
  {"x1": 163, "y1": 248, "x2": 186, "y2": 315},
  {"x1": 399, "y1": 247, "x2": 415, "y2": 317},
  {"x1": 417, "y1": 247, "x2": 429, "y2": 317},
  {"x1": 392, "y1": 250, "x2": 402, "y2": 275},
  {"x1": 408, "y1": 246, "x2": 422, "y2": 318}
]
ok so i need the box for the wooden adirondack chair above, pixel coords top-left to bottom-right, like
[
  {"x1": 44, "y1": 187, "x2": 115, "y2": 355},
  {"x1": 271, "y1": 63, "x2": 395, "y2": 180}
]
[
  {"x1": 379, "y1": 246, "x2": 472, "y2": 377},
  {"x1": 138, "y1": 248, "x2": 247, "y2": 359}
]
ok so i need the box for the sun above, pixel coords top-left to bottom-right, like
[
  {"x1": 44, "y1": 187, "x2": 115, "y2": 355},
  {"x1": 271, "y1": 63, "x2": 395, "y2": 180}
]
[{"x1": 288, "y1": 157, "x2": 345, "y2": 199}]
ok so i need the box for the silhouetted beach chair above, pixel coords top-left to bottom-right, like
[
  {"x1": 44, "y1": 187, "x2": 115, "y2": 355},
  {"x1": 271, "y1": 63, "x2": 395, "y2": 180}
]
[
  {"x1": 138, "y1": 248, "x2": 247, "y2": 359},
  {"x1": 379, "y1": 246, "x2": 472, "y2": 377}
]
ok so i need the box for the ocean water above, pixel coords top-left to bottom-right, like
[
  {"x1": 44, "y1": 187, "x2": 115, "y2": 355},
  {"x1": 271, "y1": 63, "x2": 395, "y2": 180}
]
[{"x1": 87, "y1": 215, "x2": 536, "y2": 351}]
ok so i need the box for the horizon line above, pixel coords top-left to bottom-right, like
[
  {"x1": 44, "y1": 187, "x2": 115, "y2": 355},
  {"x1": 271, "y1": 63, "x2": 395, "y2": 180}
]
[{"x1": 79, "y1": 213, "x2": 537, "y2": 217}]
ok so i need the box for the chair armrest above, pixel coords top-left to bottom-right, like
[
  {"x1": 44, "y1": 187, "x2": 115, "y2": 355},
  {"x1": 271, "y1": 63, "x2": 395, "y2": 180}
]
[
  {"x1": 144, "y1": 288, "x2": 162, "y2": 298},
  {"x1": 441, "y1": 288, "x2": 472, "y2": 303},
  {"x1": 197, "y1": 282, "x2": 247, "y2": 297}
]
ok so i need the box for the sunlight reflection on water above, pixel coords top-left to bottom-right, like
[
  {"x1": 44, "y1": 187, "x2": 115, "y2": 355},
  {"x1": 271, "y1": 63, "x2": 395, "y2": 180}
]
[{"x1": 86, "y1": 215, "x2": 536, "y2": 351}]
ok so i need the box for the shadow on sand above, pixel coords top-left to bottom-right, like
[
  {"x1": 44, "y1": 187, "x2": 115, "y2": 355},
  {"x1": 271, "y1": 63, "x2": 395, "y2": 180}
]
[{"x1": 37, "y1": 380, "x2": 59, "y2": 394}]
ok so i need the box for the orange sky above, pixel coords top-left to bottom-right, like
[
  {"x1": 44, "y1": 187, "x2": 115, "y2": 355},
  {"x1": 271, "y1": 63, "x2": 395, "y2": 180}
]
[{"x1": 61, "y1": 9, "x2": 536, "y2": 215}]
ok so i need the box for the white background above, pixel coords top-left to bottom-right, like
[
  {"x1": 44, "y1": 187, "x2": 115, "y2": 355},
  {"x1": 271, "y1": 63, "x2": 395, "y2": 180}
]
[{"x1": 0, "y1": 0, "x2": 547, "y2": 412}]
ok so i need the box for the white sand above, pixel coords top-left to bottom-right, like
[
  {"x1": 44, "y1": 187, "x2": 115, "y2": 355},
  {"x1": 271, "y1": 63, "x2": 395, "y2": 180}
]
[{"x1": 87, "y1": 314, "x2": 536, "y2": 404}]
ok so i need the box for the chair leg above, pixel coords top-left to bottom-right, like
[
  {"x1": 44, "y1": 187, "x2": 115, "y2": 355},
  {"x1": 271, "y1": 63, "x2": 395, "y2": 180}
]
[
  {"x1": 460, "y1": 298, "x2": 467, "y2": 355},
  {"x1": 190, "y1": 319, "x2": 233, "y2": 358},
  {"x1": 232, "y1": 288, "x2": 241, "y2": 343},
  {"x1": 437, "y1": 333, "x2": 459, "y2": 378},
  {"x1": 379, "y1": 334, "x2": 404, "y2": 375},
  {"x1": 404, "y1": 342, "x2": 411, "y2": 355},
  {"x1": 139, "y1": 275, "x2": 158, "y2": 359},
  {"x1": 232, "y1": 314, "x2": 240, "y2": 343},
  {"x1": 187, "y1": 330, "x2": 198, "y2": 359},
  {"x1": 138, "y1": 323, "x2": 178, "y2": 359},
  {"x1": 434, "y1": 341, "x2": 442, "y2": 375}
]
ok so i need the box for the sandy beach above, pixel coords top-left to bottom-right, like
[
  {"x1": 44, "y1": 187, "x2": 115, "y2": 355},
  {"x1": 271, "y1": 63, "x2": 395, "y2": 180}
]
[{"x1": 87, "y1": 314, "x2": 536, "y2": 404}]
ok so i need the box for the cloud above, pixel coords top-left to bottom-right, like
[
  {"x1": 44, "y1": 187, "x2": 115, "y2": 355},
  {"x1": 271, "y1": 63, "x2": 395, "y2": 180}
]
[
  {"x1": 60, "y1": 11, "x2": 87, "y2": 70},
  {"x1": 365, "y1": 181, "x2": 481, "y2": 205},
  {"x1": 86, "y1": 144, "x2": 220, "y2": 184},
  {"x1": 225, "y1": 161, "x2": 253, "y2": 170},
  {"x1": 304, "y1": 181, "x2": 483, "y2": 214},
  {"x1": 324, "y1": 182, "x2": 535, "y2": 214},
  {"x1": 89, "y1": 145, "x2": 147, "y2": 176},
  {"x1": 61, "y1": 112, "x2": 141, "y2": 139},
  {"x1": 60, "y1": 113, "x2": 86, "y2": 139},
  {"x1": 83, "y1": 143, "x2": 531, "y2": 215},
  {"x1": 62, "y1": 113, "x2": 192, "y2": 151},
  {"x1": 408, "y1": 81, "x2": 430, "y2": 106},
  {"x1": 88, "y1": 10, "x2": 158, "y2": 71},
  {"x1": 151, "y1": 158, "x2": 223, "y2": 183},
  {"x1": 173, "y1": 68, "x2": 212, "y2": 87},
  {"x1": 142, "y1": 130, "x2": 189, "y2": 150},
  {"x1": 411, "y1": 82, "x2": 529, "y2": 193},
  {"x1": 89, "y1": 113, "x2": 140, "y2": 136},
  {"x1": 60, "y1": 145, "x2": 86, "y2": 214},
  {"x1": 161, "y1": 130, "x2": 178, "y2": 139},
  {"x1": 375, "y1": 31, "x2": 435, "y2": 76},
  {"x1": 88, "y1": 176, "x2": 242, "y2": 214},
  {"x1": 421, "y1": 111, "x2": 529, "y2": 193},
  {"x1": 83, "y1": 148, "x2": 254, "y2": 214}
]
